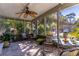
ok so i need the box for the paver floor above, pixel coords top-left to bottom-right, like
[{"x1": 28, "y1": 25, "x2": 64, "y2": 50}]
[
  {"x1": 0, "y1": 40, "x2": 42, "y2": 56},
  {"x1": 0, "y1": 40, "x2": 62, "y2": 56}
]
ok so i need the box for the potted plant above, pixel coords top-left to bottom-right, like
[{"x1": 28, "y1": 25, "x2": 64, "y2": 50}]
[{"x1": 2, "y1": 33, "x2": 11, "y2": 48}]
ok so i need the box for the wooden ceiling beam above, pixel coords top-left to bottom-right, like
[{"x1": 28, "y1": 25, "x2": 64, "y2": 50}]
[{"x1": 0, "y1": 15, "x2": 31, "y2": 22}]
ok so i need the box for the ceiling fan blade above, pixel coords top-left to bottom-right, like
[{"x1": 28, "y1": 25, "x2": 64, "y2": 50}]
[
  {"x1": 24, "y1": 14, "x2": 28, "y2": 18},
  {"x1": 16, "y1": 12, "x2": 24, "y2": 17},
  {"x1": 18, "y1": 13, "x2": 22, "y2": 17},
  {"x1": 33, "y1": 12, "x2": 38, "y2": 15},
  {"x1": 29, "y1": 14, "x2": 36, "y2": 18},
  {"x1": 16, "y1": 13, "x2": 21, "y2": 14},
  {"x1": 16, "y1": 11, "x2": 26, "y2": 14},
  {"x1": 30, "y1": 11, "x2": 38, "y2": 15}
]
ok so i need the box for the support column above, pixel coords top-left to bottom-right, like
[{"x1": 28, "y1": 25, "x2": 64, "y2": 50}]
[
  {"x1": 57, "y1": 11, "x2": 61, "y2": 45},
  {"x1": 30, "y1": 22, "x2": 33, "y2": 34},
  {"x1": 35, "y1": 20, "x2": 38, "y2": 35},
  {"x1": 22, "y1": 20, "x2": 25, "y2": 32},
  {"x1": 44, "y1": 17, "x2": 47, "y2": 36}
]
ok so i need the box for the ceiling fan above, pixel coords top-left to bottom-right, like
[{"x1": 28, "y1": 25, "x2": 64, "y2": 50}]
[{"x1": 16, "y1": 3, "x2": 38, "y2": 18}]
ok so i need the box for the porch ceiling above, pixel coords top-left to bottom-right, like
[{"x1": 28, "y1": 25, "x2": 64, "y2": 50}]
[{"x1": 0, "y1": 3, "x2": 58, "y2": 21}]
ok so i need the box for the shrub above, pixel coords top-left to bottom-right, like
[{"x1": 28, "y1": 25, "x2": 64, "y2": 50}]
[
  {"x1": 35, "y1": 35, "x2": 46, "y2": 45},
  {"x1": 2, "y1": 32, "x2": 11, "y2": 41},
  {"x1": 36, "y1": 38, "x2": 45, "y2": 45}
]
